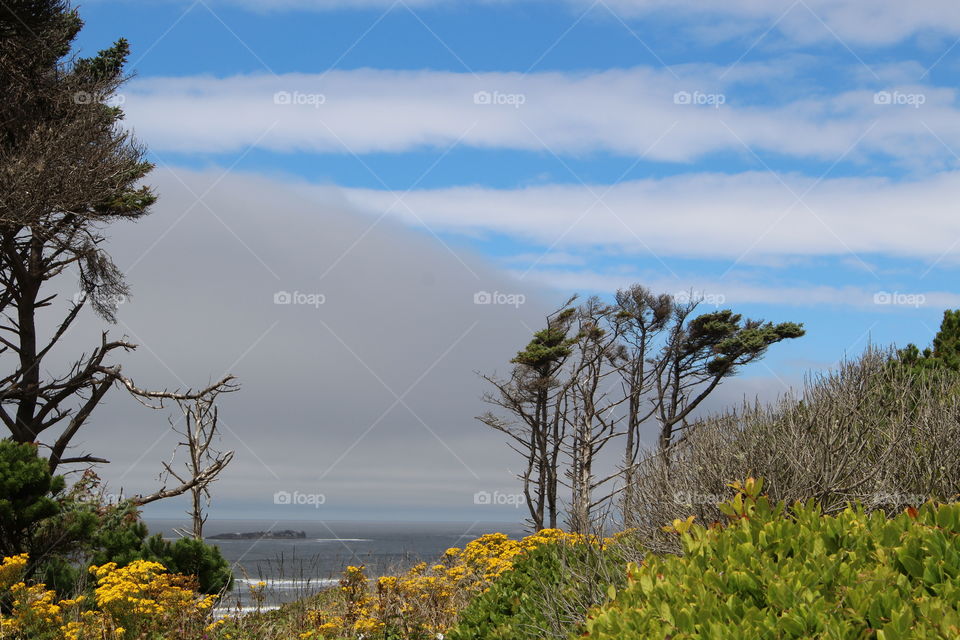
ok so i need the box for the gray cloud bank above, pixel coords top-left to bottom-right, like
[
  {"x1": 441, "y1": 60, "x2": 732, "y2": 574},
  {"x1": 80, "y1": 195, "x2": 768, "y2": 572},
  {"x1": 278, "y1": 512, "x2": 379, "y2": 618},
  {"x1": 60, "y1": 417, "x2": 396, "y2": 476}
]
[{"x1": 44, "y1": 168, "x2": 792, "y2": 522}]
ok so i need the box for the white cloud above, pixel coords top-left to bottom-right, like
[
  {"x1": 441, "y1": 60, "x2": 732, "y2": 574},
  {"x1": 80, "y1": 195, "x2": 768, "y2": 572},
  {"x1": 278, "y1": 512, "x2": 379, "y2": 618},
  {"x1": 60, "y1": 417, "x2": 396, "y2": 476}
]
[
  {"x1": 337, "y1": 170, "x2": 960, "y2": 262},
  {"x1": 121, "y1": 68, "x2": 960, "y2": 165}
]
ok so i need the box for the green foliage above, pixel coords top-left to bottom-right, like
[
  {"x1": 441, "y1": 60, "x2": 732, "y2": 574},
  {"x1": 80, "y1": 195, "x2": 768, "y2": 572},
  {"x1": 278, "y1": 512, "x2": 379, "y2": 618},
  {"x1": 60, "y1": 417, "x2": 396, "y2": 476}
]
[
  {"x1": 511, "y1": 307, "x2": 579, "y2": 373},
  {"x1": 900, "y1": 309, "x2": 960, "y2": 372},
  {"x1": 585, "y1": 479, "x2": 960, "y2": 640},
  {"x1": 0, "y1": 441, "x2": 63, "y2": 559},
  {"x1": 450, "y1": 541, "x2": 625, "y2": 640},
  {"x1": 88, "y1": 505, "x2": 233, "y2": 594},
  {"x1": 145, "y1": 535, "x2": 234, "y2": 595},
  {"x1": 0, "y1": 440, "x2": 231, "y2": 596},
  {"x1": 683, "y1": 310, "x2": 805, "y2": 376}
]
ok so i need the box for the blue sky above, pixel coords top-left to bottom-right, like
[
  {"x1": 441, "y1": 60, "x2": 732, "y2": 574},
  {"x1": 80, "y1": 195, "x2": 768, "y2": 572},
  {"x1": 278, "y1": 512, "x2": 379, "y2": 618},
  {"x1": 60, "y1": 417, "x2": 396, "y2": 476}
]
[{"x1": 58, "y1": 0, "x2": 960, "y2": 519}]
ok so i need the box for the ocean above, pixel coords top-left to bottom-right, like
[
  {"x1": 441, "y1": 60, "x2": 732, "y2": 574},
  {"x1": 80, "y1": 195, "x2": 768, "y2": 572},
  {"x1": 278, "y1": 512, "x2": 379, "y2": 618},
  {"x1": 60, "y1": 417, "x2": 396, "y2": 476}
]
[{"x1": 146, "y1": 519, "x2": 528, "y2": 611}]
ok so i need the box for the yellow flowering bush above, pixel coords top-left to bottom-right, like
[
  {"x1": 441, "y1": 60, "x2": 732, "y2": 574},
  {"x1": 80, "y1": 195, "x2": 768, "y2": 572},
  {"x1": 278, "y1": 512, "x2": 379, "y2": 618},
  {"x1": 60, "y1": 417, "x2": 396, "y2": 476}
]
[
  {"x1": 300, "y1": 529, "x2": 585, "y2": 639},
  {"x1": 0, "y1": 555, "x2": 216, "y2": 640}
]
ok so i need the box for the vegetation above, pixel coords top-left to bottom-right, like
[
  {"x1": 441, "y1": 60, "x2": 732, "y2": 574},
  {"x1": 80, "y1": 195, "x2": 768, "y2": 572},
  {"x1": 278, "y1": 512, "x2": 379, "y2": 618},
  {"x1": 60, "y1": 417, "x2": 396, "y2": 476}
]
[
  {"x1": 899, "y1": 309, "x2": 960, "y2": 372},
  {"x1": 480, "y1": 287, "x2": 804, "y2": 532},
  {"x1": 585, "y1": 478, "x2": 960, "y2": 639},
  {"x1": 622, "y1": 346, "x2": 960, "y2": 556},
  {"x1": 449, "y1": 537, "x2": 626, "y2": 640},
  {"x1": 0, "y1": 439, "x2": 231, "y2": 598},
  {"x1": 0, "y1": 0, "x2": 237, "y2": 623},
  {"x1": 0, "y1": 554, "x2": 218, "y2": 639},
  {"x1": 3, "y1": 3, "x2": 959, "y2": 640}
]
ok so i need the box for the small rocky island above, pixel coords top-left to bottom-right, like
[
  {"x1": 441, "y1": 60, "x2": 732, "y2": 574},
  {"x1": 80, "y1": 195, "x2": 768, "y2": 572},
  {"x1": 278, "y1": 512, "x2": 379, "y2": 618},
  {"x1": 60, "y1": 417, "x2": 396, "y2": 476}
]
[{"x1": 207, "y1": 529, "x2": 307, "y2": 540}]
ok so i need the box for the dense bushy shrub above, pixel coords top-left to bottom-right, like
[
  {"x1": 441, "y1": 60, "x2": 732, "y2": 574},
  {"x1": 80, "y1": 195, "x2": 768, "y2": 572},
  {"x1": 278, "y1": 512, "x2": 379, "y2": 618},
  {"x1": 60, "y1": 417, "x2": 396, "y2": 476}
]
[
  {"x1": 587, "y1": 479, "x2": 960, "y2": 639},
  {"x1": 142, "y1": 535, "x2": 233, "y2": 595},
  {"x1": 0, "y1": 439, "x2": 232, "y2": 597},
  {"x1": 449, "y1": 540, "x2": 625, "y2": 640},
  {"x1": 0, "y1": 441, "x2": 66, "y2": 559},
  {"x1": 624, "y1": 348, "x2": 960, "y2": 555}
]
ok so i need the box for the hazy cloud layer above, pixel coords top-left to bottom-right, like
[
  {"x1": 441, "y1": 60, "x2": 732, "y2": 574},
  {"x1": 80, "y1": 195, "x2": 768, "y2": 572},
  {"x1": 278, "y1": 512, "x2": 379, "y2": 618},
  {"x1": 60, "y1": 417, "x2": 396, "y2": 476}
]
[{"x1": 44, "y1": 167, "x2": 796, "y2": 521}]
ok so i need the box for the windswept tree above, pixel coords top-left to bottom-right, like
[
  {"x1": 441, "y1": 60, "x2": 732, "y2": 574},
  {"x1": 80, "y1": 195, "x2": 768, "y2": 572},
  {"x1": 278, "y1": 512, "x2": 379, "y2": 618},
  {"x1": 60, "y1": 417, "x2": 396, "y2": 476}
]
[
  {"x1": 610, "y1": 285, "x2": 672, "y2": 522},
  {"x1": 652, "y1": 300, "x2": 806, "y2": 454},
  {"x1": 480, "y1": 286, "x2": 804, "y2": 532},
  {"x1": 0, "y1": 1, "x2": 235, "y2": 493},
  {"x1": 478, "y1": 300, "x2": 579, "y2": 530},
  {"x1": 563, "y1": 297, "x2": 625, "y2": 534}
]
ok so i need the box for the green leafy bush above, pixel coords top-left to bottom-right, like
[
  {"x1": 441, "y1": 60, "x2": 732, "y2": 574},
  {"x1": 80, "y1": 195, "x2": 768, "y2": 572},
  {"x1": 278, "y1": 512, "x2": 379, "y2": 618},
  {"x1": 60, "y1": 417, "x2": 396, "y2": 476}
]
[
  {"x1": 586, "y1": 478, "x2": 960, "y2": 639},
  {"x1": 450, "y1": 540, "x2": 625, "y2": 640}
]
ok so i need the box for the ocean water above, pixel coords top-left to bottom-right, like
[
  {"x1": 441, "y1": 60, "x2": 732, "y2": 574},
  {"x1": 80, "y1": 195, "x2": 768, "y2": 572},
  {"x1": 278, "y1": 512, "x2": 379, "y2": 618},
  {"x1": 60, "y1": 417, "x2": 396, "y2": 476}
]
[{"x1": 146, "y1": 519, "x2": 528, "y2": 611}]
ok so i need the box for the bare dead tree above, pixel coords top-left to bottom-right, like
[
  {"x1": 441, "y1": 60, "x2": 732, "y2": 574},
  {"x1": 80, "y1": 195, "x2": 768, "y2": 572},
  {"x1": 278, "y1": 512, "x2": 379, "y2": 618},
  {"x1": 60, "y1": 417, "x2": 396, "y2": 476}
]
[
  {"x1": 128, "y1": 379, "x2": 238, "y2": 539},
  {"x1": 652, "y1": 298, "x2": 805, "y2": 456}
]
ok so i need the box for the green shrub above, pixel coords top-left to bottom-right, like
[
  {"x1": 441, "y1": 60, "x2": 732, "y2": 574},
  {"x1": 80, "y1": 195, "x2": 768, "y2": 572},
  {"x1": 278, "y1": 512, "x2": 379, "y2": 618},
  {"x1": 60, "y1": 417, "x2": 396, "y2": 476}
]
[
  {"x1": 586, "y1": 478, "x2": 960, "y2": 639},
  {"x1": 0, "y1": 440, "x2": 64, "y2": 559},
  {"x1": 0, "y1": 439, "x2": 232, "y2": 596},
  {"x1": 450, "y1": 540, "x2": 625, "y2": 640},
  {"x1": 143, "y1": 534, "x2": 234, "y2": 594},
  {"x1": 91, "y1": 505, "x2": 234, "y2": 594}
]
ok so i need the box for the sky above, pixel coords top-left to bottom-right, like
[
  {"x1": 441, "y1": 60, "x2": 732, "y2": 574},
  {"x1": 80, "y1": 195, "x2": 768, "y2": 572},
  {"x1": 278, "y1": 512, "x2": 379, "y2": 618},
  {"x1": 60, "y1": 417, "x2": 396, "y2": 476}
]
[{"x1": 51, "y1": 0, "x2": 960, "y2": 523}]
